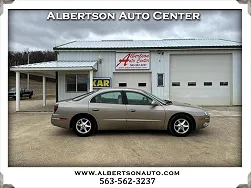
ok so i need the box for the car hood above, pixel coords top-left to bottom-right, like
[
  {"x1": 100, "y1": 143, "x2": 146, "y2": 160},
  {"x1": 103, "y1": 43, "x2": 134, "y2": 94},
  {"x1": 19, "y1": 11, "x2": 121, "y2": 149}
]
[
  {"x1": 169, "y1": 100, "x2": 205, "y2": 110},
  {"x1": 8, "y1": 91, "x2": 16, "y2": 94}
]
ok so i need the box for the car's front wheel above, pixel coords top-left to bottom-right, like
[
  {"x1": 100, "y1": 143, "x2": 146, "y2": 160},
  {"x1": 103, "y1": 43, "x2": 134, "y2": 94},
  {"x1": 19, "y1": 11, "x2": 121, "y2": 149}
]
[
  {"x1": 169, "y1": 114, "x2": 193, "y2": 137},
  {"x1": 72, "y1": 116, "x2": 95, "y2": 137}
]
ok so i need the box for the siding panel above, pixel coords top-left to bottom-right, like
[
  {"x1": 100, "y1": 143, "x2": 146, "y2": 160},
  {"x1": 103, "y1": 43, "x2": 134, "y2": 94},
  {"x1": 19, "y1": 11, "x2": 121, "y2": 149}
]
[
  {"x1": 151, "y1": 52, "x2": 169, "y2": 99},
  {"x1": 232, "y1": 50, "x2": 242, "y2": 105},
  {"x1": 57, "y1": 49, "x2": 241, "y2": 105}
]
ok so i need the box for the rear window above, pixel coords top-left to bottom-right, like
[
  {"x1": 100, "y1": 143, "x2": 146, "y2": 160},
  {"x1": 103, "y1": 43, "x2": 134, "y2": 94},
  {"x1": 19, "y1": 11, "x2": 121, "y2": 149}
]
[{"x1": 72, "y1": 91, "x2": 96, "y2": 101}]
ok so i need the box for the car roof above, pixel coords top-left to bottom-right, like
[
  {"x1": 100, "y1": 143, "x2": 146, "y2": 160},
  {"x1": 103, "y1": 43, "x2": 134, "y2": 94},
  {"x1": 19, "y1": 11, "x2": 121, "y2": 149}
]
[{"x1": 95, "y1": 88, "x2": 146, "y2": 93}]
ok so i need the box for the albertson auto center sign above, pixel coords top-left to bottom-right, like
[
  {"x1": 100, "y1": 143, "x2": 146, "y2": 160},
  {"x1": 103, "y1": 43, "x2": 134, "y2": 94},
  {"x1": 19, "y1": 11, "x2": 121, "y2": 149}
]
[{"x1": 116, "y1": 53, "x2": 150, "y2": 70}]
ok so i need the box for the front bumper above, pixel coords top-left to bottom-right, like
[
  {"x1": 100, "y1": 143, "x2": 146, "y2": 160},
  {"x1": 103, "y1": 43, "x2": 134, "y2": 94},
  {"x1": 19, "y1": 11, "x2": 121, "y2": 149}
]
[{"x1": 196, "y1": 115, "x2": 210, "y2": 129}]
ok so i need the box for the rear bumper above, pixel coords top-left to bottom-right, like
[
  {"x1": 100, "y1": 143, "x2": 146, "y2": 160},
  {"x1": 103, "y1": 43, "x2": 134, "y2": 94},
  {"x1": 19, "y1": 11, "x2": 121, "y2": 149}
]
[{"x1": 51, "y1": 114, "x2": 71, "y2": 129}]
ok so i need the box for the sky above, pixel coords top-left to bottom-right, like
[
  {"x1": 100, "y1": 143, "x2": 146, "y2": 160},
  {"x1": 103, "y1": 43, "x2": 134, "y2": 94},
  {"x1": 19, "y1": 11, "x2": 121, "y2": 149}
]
[{"x1": 8, "y1": 10, "x2": 242, "y2": 52}]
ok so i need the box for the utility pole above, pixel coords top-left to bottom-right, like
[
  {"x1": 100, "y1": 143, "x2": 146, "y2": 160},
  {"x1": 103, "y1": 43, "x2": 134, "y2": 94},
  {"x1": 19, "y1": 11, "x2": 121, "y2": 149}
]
[{"x1": 27, "y1": 52, "x2": 30, "y2": 89}]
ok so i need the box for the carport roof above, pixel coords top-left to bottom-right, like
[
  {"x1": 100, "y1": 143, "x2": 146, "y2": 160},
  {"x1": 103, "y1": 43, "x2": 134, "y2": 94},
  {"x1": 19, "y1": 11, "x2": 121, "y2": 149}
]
[
  {"x1": 53, "y1": 39, "x2": 242, "y2": 51},
  {"x1": 10, "y1": 61, "x2": 98, "y2": 71}
]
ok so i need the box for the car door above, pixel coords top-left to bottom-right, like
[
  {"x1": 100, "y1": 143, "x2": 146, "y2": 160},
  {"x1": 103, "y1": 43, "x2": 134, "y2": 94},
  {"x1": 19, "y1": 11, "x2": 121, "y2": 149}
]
[
  {"x1": 89, "y1": 91, "x2": 127, "y2": 130},
  {"x1": 20, "y1": 89, "x2": 25, "y2": 97},
  {"x1": 124, "y1": 91, "x2": 165, "y2": 130},
  {"x1": 23, "y1": 89, "x2": 29, "y2": 97}
]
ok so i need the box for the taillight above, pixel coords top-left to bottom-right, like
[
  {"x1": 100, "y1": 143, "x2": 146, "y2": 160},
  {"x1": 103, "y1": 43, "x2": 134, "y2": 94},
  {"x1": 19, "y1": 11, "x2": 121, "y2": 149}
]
[{"x1": 54, "y1": 104, "x2": 58, "y2": 113}]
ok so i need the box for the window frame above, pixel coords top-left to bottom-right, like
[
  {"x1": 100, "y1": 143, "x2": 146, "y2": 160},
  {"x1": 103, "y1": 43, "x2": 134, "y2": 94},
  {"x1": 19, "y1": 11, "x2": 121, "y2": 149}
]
[
  {"x1": 65, "y1": 74, "x2": 89, "y2": 93},
  {"x1": 188, "y1": 82, "x2": 196, "y2": 86},
  {"x1": 138, "y1": 83, "x2": 147, "y2": 87},
  {"x1": 90, "y1": 91, "x2": 124, "y2": 105},
  {"x1": 172, "y1": 82, "x2": 180, "y2": 86},
  {"x1": 124, "y1": 91, "x2": 153, "y2": 106},
  {"x1": 204, "y1": 82, "x2": 213, "y2": 86},
  {"x1": 157, "y1": 73, "x2": 164, "y2": 87},
  {"x1": 220, "y1": 82, "x2": 228, "y2": 86},
  {"x1": 119, "y1": 83, "x2": 127, "y2": 87}
]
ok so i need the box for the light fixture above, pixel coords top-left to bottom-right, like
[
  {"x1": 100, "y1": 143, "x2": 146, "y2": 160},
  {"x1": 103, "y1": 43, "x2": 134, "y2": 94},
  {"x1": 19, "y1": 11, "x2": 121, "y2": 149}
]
[
  {"x1": 98, "y1": 55, "x2": 102, "y2": 64},
  {"x1": 157, "y1": 51, "x2": 164, "y2": 55}
]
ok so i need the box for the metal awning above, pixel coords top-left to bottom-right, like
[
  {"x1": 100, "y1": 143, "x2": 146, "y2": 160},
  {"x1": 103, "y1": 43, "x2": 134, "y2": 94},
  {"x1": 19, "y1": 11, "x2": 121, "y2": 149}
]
[
  {"x1": 11, "y1": 61, "x2": 96, "y2": 111},
  {"x1": 10, "y1": 61, "x2": 98, "y2": 72}
]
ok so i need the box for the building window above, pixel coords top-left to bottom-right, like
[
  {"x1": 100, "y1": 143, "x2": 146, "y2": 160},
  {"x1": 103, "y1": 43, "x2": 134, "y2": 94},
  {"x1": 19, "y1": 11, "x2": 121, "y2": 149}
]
[
  {"x1": 220, "y1": 82, "x2": 228, "y2": 86},
  {"x1": 66, "y1": 74, "x2": 88, "y2": 92},
  {"x1": 119, "y1": 83, "x2": 127, "y2": 87},
  {"x1": 188, "y1": 82, "x2": 196, "y2": 86},
  {"x1": 138, "y1": 83, "x2": 146, "y2": 87},
  {"x1": 204, "y1": 82, "x2": 212, "y2": 86},
  {"x1": 157, "y1": 73, "x2": 164, "y2": 87},
  {"x1": 172, "y1": 82, "x2": 180, "y2": 86}
]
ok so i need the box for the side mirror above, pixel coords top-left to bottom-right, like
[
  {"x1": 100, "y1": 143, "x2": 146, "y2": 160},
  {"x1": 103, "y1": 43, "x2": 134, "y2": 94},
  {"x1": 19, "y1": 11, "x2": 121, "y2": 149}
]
[{"x1": 151, "y1": 100, "x2": 158, "y2": 107}]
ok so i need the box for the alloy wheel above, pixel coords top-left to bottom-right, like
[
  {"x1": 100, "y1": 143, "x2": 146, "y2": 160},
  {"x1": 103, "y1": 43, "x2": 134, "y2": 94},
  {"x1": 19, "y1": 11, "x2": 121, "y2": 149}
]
[
  {"x1": 173, "y1": 118, "x2": 190, "y2": 134},
  {"x1": 76, "y1": 118, "x2": 92, "y2": 134}
]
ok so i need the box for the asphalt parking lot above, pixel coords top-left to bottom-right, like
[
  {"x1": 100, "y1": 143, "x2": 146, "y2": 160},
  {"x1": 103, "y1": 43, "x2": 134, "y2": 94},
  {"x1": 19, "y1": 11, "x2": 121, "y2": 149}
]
[{"x1": 8, "y1": 100, "x2": 242, "y2": 167}]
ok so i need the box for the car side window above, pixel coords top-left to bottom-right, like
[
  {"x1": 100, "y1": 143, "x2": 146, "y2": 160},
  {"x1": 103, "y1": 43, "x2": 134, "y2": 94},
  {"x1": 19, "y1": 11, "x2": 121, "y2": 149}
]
[
  {"x1": 90, "y1": 91, "x2": 123, "y2": 104},
  {"x1": 125, "y1": 91, "x2": 152, "y2": 105}
]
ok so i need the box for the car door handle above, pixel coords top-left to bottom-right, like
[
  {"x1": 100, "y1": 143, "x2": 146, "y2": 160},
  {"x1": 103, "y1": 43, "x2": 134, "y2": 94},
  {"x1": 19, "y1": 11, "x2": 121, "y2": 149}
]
[
  {"x1": 129, "y1": 109, "x2": 136, "y2": 112},
  {"x1": 92, "y1": 108, "x2": 99, "y2": 111}
]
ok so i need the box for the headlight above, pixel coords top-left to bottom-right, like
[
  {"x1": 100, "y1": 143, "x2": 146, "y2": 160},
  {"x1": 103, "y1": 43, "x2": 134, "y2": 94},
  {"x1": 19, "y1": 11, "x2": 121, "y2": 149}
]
[{"x1": 204, "y1": 111, "x2": 209, "y2": 116}]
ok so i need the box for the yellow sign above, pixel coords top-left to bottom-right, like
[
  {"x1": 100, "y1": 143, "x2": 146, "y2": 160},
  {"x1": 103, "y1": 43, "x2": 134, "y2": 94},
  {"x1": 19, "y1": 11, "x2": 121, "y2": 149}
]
[{"x1": 93, "y1": 78, "x2": 111, "y2": 88}]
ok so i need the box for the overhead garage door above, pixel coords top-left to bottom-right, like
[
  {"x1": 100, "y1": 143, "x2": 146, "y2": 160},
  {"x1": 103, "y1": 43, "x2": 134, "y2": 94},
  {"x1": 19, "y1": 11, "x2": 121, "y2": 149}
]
[
  {"x1": 113, "y1": 72, "x2": 152, "y2": 93},
  {"x1": 170, "y1": 54, "x2": 232, "y2": 106}
]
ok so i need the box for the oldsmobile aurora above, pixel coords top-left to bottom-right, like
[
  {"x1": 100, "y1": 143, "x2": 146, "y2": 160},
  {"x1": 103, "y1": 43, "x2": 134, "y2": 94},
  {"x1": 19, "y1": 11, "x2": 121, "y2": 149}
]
[{"x1": 51, "y1": 88, "x2": 210, "y2": 137}]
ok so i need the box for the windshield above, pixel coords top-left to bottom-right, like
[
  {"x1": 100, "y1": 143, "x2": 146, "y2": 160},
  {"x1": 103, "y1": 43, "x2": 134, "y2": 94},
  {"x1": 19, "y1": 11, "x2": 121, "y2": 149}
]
[
  {"x1": 71, "y1": 91, "x2": 96, "y2": 101},
  {"x1": 9, "y1": 88, "x2": 16, "y2": 91},
  {"x1": 142, "y1": 90, "x2": 167, "y2": 105}
]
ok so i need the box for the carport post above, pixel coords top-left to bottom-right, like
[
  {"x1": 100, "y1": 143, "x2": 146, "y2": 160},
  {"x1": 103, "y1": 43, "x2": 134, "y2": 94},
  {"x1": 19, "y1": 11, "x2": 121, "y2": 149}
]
[
  {"x1": 27, "y1": 73, "x2": 29, "y2": 89},
  {"x1": 89, "y1": 70, "x2": 93, "y2": 92},
  {"x1": 42, "y1": 76, "x2": 46, "y2": 106},
  {"x1": 16, "y1": 71, "x2": 20, "y2": 111}
]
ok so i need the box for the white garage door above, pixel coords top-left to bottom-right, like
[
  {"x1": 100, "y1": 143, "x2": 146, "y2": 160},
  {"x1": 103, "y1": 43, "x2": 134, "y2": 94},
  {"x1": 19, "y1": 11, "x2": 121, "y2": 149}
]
[
  {"x1": 113, "y1": 72, "x2": 152, "y2": 93},
  {"x1": 170, "y1": 54, "x2": 232, "y2": 106}
]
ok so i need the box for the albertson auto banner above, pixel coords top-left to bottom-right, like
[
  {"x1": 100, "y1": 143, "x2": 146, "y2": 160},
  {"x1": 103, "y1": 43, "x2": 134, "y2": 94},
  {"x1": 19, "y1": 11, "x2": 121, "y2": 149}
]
[{"x1": 116, "y1": 52, "x2": 150, "y2": 70}]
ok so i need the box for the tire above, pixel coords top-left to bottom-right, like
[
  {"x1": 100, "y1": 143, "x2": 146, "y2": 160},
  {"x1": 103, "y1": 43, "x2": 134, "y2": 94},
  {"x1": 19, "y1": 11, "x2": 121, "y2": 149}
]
[
  {"x1": 29, "y1": 94, "x2": 32, "y2": 99},
  {"x1": 72, "y1": 116, "x2": 96, "y2": 137},
  {"x1": 168, "y1": 114, "x2": 193, "y2": 137}
]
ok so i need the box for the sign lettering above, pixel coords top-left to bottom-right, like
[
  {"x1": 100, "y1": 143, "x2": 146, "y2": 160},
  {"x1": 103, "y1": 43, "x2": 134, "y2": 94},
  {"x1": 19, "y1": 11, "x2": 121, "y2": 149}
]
[
  {"x1": 93, "y1": 78, "x2": 111, "y2": 88},
  {"x1": 116, "y1": 53, "x2": 150, "y2": 70}
]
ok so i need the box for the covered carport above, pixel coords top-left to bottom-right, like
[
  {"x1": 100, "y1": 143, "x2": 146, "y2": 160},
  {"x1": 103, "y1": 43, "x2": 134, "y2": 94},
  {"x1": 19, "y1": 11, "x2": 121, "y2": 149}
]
[{"x1": 10, "y1": 61, "x2": 98, "y2": 111}]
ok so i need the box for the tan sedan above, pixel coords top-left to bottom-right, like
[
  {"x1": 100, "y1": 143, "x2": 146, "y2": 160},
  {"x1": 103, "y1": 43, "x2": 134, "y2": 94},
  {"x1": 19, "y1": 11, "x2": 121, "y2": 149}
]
[{"x1": 51, "y1": 88, "x2": 210, "y2": 137}]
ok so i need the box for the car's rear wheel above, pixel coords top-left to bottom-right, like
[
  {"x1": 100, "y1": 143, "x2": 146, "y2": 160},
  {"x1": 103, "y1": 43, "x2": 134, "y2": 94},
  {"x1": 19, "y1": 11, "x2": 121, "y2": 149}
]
[
  {"x1": 169, "y1": 114, "x2": 193, "y2": 137},
  {"x1": 72, "y1": 116, "x2": 95, "y2": 137}
]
